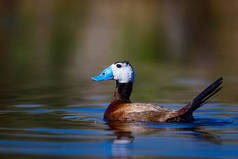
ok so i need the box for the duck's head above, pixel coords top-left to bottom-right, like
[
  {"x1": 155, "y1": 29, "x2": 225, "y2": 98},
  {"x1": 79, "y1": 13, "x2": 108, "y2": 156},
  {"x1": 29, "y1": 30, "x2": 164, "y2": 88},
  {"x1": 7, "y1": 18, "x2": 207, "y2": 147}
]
[{"x1": 92, "y1": 61, "x2": 135, "y2": 83}]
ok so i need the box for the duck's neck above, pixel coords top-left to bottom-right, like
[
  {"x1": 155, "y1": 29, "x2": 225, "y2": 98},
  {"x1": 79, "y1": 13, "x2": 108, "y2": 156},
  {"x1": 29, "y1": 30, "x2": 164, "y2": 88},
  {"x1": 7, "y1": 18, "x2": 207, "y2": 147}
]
[{"x1": 112, "y1": 81, "x2": 133, "y2": 102}]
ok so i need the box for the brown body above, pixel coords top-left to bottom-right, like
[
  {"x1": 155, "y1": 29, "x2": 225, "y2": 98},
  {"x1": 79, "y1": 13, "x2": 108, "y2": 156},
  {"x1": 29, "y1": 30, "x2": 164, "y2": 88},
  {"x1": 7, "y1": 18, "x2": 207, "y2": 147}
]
[
  {"x1": 104, "y1": 102, "x2": 190, "y2": 122},
  {"x1": 104, "y1": 83, "x2": 193, "y2": 122},
  {"x1": 104, "y1": 77, "x2": 223, "y2": 123}
]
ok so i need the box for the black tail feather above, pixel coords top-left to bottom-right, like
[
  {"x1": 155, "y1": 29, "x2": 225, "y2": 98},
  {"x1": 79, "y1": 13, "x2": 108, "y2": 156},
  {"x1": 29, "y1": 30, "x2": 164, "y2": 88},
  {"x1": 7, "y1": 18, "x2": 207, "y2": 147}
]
[{"x1": 187, "y1": 77, "x2": 223, "y2": 113}]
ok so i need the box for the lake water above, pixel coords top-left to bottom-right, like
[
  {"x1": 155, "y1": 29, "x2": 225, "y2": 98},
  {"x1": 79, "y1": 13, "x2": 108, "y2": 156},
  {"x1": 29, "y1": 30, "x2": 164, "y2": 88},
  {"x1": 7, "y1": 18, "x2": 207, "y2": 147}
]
[{"x1": 0, "y1": 76, "x2": 237, "y2": 159}]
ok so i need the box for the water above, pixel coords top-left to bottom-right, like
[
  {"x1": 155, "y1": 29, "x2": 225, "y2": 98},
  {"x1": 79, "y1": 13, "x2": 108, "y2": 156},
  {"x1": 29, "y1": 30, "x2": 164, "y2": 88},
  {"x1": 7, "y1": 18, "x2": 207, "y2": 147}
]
[{"x1": 0, "y1": 80, "x2": 238, "y2": 159}]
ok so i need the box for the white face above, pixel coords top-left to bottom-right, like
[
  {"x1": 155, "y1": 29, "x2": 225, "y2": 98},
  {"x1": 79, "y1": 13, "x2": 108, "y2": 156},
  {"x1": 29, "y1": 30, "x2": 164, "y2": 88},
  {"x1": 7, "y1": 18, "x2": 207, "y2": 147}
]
[{"x1": 111, "y1": 62, "x2": 135, "y2": 83}]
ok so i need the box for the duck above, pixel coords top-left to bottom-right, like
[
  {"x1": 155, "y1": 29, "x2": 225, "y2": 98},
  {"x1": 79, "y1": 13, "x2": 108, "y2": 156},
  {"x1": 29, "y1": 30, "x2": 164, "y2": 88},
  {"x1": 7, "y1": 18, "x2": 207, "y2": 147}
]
[{"x1": 92, "y1": 61, "x2": 223, "y2": 123}]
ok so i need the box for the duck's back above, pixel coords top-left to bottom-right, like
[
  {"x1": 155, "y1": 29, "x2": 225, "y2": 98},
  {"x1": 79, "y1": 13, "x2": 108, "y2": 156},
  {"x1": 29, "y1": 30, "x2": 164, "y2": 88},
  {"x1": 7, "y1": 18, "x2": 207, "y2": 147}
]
[{"x1": 104, "y1": 103, "x2": 176, "y2": 122}]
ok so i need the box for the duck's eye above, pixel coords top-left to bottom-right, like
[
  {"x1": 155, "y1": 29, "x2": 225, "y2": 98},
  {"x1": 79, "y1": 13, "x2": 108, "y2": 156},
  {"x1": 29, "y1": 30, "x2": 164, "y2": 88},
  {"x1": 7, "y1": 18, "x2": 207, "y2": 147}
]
[
  {"x1": 116, "y1": 64, "x2": 122, "y2": 68},
  {"x1": 102, "y1": 72, "x2": 105, "y2": 76}
]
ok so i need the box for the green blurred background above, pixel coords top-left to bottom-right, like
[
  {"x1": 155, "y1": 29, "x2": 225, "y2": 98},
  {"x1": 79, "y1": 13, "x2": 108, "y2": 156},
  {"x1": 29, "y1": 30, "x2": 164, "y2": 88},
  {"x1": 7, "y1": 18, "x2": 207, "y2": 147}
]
[{"x1": 0, "y1": 0, "x2": 238, "y2": 106}]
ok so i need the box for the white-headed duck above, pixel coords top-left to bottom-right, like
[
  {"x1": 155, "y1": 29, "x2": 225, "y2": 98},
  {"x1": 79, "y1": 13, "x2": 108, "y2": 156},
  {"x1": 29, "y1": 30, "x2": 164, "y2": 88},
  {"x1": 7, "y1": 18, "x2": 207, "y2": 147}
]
[{"x1": 92, "y1": 61, "x2": 223, "y2": 123}]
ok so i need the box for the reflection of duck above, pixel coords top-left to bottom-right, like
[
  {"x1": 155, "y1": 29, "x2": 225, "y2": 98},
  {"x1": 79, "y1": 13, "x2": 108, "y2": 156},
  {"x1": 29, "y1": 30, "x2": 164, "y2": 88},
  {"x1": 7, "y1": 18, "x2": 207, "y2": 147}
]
[
  {"x1": 107, "y1": 121, "x2": 221, "y2": 145},
  {"x1": 92, "y1": 61, "x2": 223, "y2": 122}
]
